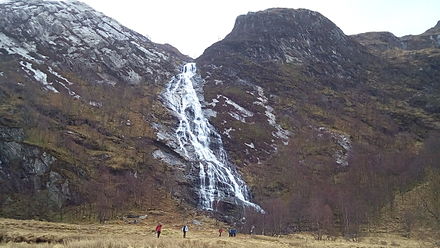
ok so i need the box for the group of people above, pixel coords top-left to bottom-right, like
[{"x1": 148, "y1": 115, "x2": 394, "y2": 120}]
[
  {"x1": 219, "y1": 228, "x2": 238, "y2": 237},
  {"x1": 155, "y1": 223, "x2": 189, "y2": 238},
  {"x1": 227, "y1": 228, "x2": 237, "y2": 237},
  {"x1": 154, "y1": 223, "x2": 243, "y2": 238}
]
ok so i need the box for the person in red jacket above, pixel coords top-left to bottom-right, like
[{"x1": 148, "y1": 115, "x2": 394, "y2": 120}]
[{"x1": 155, "y1": 223, "x2": 162, "y2": 238}]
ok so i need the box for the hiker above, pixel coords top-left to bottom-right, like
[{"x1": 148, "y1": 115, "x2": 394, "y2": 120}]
[
  {"x1": 182, "y1": 225, "x2": 189, "y2": 238},
  {"x1": 219, "y1": 228, "x2": 224, "y2": 237},
  {"x1": 250, "y1": 225, "x2": 255, "y2": 235},
  {"x1": 155, "y1": 223, "x2": 162, "y2": 238},
  {"x1": 231, "y1": 228, "x2": 237, "y2": 237}
]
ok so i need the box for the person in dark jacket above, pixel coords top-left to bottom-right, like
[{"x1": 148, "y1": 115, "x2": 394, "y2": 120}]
[
  {"x1": 155, "y1": 223, "x2": 162, "y2": 238},
  {"x1": 182, "y1": 225, "x2": 189, "y2": 238},
  {"x1": 231, "y1": 229, "x2": 237, "y2": 237}
]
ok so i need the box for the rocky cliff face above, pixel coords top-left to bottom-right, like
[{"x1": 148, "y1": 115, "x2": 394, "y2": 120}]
[
  {"x1": 200, "y1": 8, "x2": 373, "y2": 78},
  {"x1": 0, "y1": 126, "x2": 70, "y2": 209}
]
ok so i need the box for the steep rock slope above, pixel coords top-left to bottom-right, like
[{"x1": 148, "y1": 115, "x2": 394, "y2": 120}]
[
  {"x1": 196, "y1": 8, "x2": 440, "y2": 205},
  {"x1": 200, "y1": 8, "x2": 375, "y2": 78},
  {"x1": 0, "y1": 0, "x2": 193, "y2": 219},
  {"x1": 198, "y1": 8, "x2": 378, "y2": 168},
  {"x1": 0, "y1": 0, "x2": 187, "y2": 86}
]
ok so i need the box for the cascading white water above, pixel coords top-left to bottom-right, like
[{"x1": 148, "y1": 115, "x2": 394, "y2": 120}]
[{"x1": 163, "y1": 63, "x2": 263, "y2": 212}]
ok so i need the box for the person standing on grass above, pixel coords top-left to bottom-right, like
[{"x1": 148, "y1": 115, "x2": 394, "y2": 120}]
[
  {"x1": 219, "y1": 228, "x2": 224, "y2": 237},
  {"x1": 155, "y1": 223, "x2": 162, "y2": 238},
  {"x1": 182, "y1": 224, "x2": 189, "y2": 238},
  {"x1": 231, "y1": 228, "x2": 237, "y2": 237}
]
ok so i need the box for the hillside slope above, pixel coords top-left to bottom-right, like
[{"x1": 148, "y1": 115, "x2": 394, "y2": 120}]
[
  {"x1": 0, "y1": 2, "x2": 439, "y2": 233},
  {"x1": 196, "y1": 8, "x2": 440, "y2": 232},
  {"x1": 0, "y1": 0, "x2": 192, "y2": 220}
]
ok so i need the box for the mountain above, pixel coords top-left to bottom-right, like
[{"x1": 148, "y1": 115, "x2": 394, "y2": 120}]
[
  {"x1": 1, "y1": 1, "x2": 439, "y2": 233},
  {"x1": 196, "y1": 8, "x2": 440, "y2": 231},
  {"x1": 353, "y1": 21, "x2": 440, "y2": 51},
  {"x1": 0, "y1": 0, "x2": 193, "y2": 220},
  {"x1": 200, "y1": 8, "x2": 373, "y2": 71},
  {"x1": 196, "y1": 8, "x2": 438, "y2": 172}
]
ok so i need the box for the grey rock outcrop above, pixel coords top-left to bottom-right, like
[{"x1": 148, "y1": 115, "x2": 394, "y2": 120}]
[
  {"x1": 0, "y1": 127, "x2": 70, "y2": 208},
  {"x1": 199, "y1": 8, "x2": 373, "y2": 78}
]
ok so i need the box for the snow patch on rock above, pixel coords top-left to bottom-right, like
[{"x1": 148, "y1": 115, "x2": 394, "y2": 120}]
[
  {"x1": 48, "y1": 67, "x2": 80, "y2": 98},
  {"x1": 245, "y1": 142, "x2": 255, "y2": 149},
  {"x1": 253, "y1": 86, "x2": 290, "y2": 144},
  {"x1": 206, "y1": 98, "x2": 219, "y2": 107},
  {"x1": 222, "y1": 127, "x2": 234, "y2": 139},
  {"x1": 89, "y1": 101, "x2": 102, "y2": 108},
  {"x1": 318, "y1": 127, "x2": 351, "y2": 166},
  {"x1": 0, "y1": 32, "x2": 40, "y2": 62},
  {"x1": 20, "y1": 61, "x2": 58, "y2": 93},
  {"x1": 217, "y1": 94, "x2": 253, "y2": 123},
  {"x1": 153, "y1": 150, "x2": 185, "y2": 168}
]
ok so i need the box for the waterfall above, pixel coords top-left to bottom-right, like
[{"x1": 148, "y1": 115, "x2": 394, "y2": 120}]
[{"x1": 163, "y1": 63, "x2": 263, "y2": 212}]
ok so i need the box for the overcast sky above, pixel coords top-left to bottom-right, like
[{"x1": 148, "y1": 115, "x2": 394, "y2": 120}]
[{"x1": 79, "y1": 0, "x2": 439, "y2": 58}]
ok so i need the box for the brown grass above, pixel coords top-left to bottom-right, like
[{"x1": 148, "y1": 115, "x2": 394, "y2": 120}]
[{"x1": 0, "y1": 218, "x2": 437, "y2": 248}]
